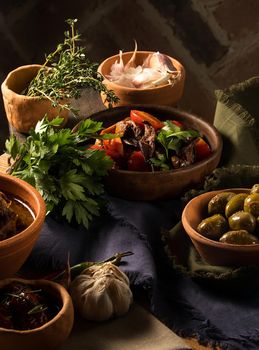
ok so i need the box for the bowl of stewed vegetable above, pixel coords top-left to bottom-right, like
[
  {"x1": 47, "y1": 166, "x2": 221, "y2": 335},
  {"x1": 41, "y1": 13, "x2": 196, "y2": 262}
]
[
  {"x1": 182, "y1": 184, "x2": 259, "y2": 266},
  {"x1": 0, "y1": 278, "x2": 74, "y2": 350},
  {"x1": 0, "y1": 173, "x2": 46, "y2": 279},
  {"x1": 78, "y1": 105, "x2": 222, "y2": 201}
]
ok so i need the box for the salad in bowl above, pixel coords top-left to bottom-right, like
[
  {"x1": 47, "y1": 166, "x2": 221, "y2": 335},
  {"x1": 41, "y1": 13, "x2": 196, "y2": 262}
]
[{"x1": 92, "y1": 109, "x2": 212, "y2": 172}]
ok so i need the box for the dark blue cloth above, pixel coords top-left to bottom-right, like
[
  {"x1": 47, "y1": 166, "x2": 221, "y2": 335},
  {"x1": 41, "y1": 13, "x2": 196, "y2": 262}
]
[{"x1": 25, "y1": 195, "x2": 259, "y2": 350}]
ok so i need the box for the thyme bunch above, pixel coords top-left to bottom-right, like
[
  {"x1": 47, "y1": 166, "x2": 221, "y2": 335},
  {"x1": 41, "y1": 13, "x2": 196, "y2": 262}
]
[{"x1": 25, "y1": 19, "x2": 118, "y2": 114}]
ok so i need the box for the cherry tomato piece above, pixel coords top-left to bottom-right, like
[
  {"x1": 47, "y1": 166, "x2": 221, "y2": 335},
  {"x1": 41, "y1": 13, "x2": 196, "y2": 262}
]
[
  {"x1": 195, "y1": 137, "x2": 212, "y2": 161},
  {"x1": 127, "y1": 151, "x2": 149, "y2": 171}
]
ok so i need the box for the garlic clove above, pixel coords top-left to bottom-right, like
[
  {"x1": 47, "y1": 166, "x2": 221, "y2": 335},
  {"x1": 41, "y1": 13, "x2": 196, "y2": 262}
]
[{"x1": 107, "y1": 278, "x2": 133, "y2": 316}]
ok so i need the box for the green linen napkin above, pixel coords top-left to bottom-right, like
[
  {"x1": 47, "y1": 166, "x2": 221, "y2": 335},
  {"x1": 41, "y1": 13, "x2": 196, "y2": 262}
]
[
  {"x1": 162, "y1": 221, "x2": 259, "y2": 282},
  {"x1": 214, "y1": 76, "x2": 259, "y2": 166},
  {"x1": 163, "y1": 165, "x2": 259, "y2": 284}
]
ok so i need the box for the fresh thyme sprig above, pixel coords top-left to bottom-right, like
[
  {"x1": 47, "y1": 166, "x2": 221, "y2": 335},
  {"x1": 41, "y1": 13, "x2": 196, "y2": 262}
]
[{"x1": 25, "y1": 18, "x2": 118, "y2": 114}]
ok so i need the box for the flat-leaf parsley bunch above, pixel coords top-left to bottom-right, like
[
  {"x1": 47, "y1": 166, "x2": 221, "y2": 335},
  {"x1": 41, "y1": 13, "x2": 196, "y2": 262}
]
[
  {"x1": 5, "y1": 117, "x2": 115, "y2": 229},
  {"x1": 24, "y1": 18, "x2": 118, "y2": 114}
]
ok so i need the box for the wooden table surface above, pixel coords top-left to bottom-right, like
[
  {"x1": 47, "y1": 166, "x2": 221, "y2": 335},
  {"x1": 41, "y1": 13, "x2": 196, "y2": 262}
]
[{"x1": 1, "y1": 91, "x2": 218, "y2": 350}]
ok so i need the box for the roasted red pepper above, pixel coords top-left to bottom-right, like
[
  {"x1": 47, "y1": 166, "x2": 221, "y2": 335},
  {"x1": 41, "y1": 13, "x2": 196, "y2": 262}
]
[
  {"x1": 171, "y1": 120, "x2": 184, "y2": 128},
  {"x1": 195, "y1": 137, "x2": 211, "y2": 161},
  {"x1": 127, "y1": 151, "x2": 149, "y2": 171},
  {"x1": 100, "y1": 123, "x2": 116, "y2": 135},
  {"x1": 103, "y1": 137, "x2": 124, "y2": 159},
  {"x1": 89, "y1": 144, "x2": 103, "y2": 151},
  {"x1": 130, "y1": 110, "x2": 164, "y2": 130}
]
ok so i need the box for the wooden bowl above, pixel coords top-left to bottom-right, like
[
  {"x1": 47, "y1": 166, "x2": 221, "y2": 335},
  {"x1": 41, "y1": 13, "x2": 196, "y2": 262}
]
[
  {"x1": 0, "y1": 278, "x2": 74, "y2": 350},
  {"x1": 182, "y1": 188, "x2": 259, "y2": 266},
  {"x1": 97, "y1": 51, "x2": 185, "y2": 107},
  {"x1": 82, "y1": 105, "x2": 222, "y2": 201},
  {"x1": 0, "y1": 173, "x2": 46, "y2": 279},
  {"x1": 1, "y1": 64, "x2": 68, "y2": 133}
]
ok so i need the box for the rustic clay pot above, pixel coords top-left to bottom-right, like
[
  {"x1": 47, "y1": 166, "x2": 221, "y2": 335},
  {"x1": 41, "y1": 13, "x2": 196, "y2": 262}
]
[
  {"x1": 97, "y1": 51, "x2": 185, "y2": 107},
  {"x1": 1, "y1": 64, "x2": 69, "y2": 133},
  {"x1": 0, "y1": 173, "x2": 46, "y2": 279},
  {"x1": 74, "y1": 105, "x2": 222, "y2": 201},
  {"x1": 0, "y1": 278, "x2": 74, "y2": 350},
  {"x1": 181, "y1": 188, "x2": 259, "y2": 266}
]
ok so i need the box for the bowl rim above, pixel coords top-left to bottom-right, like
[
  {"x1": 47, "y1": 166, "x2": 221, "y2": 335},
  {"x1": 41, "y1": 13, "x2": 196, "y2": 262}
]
[
  {"x1": 0, "y1": 277, "x2": 73, "y2": 334},
  {"x1": 0, "y1": 173, "x2": 46, "y2": 247},
  {"x1": 97, "y1": 50, "x2": 185, "y2": 91},
  {"x1": 73, "y1": 104, "x2": 222, "y2": 175},
  {"x1": 1, "y1": 64, "x2": 44, "y2": 100},
  {"x1": 182, "y1": 187, "x2": 259, "y2": 250}
]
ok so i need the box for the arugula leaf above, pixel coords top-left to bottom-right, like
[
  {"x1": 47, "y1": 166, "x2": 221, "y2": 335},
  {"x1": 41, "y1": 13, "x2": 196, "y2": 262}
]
[
  {"x1": 6, "y1": 117, "x2": 113, "y2": 229},
  {"x1": 150, "y1": 153, "x2": 171, "y2": 171},
  {"x1": 156, "y1": 120, "x2": 200, "y2": 157}
]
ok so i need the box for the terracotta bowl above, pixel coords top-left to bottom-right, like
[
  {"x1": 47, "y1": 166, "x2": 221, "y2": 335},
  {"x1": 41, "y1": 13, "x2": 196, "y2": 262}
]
[
  {"x1": 97, "y1": 51, "x2": 185, "y2": 107},
  {"x1": 0, "y1": 173, "x2": 46, "y2": 279},
  {"x1": 1, "y1": 64, "x2": 68, "y2": 133},
  {"x1": 0, "y1": 278, "x2": 74, "y2": 350},
  {"x1": 181, "y1": 188, "x2": 259, "y2": 266},
  {"x1": 79, "y1": 105, "x2": 222, "y2": 201}
]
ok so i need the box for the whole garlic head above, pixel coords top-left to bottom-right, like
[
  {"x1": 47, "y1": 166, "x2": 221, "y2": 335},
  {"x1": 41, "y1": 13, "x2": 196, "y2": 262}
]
[{"x1": 70, "y1": 262, "x2": 133, "y2": 321}]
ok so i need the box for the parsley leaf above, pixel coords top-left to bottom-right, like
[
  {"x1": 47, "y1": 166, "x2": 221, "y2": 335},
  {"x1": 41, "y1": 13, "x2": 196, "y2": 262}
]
[{"x1": 6, "y1": 117, "x2": 113, "y2": 229}]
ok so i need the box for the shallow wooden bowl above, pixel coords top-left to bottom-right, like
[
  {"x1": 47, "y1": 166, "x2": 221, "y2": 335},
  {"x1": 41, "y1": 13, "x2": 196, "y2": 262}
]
[
  {"x1": 0, "y1": 278, "x2": 74, "y2": 350},
  {"x1": 97, "y1": 51, "x2": 185, "y2": 107},
  {"x1": 84, "y1": 105, "x2": 222, "y2": 201},
  {"x1": 181, "y1": 188, "x2": 259, "y2": 266}
]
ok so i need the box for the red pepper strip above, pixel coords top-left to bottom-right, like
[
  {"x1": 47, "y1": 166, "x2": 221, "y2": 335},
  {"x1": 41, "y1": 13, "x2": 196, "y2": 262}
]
[
  {"x1": 171, "y1": 120, "x2": 184, "y2": 128},
  {"x1": 103, "y1": 137, "x2": 124, "y2": 159},
  {"x1": 89, "y1": 144, "x2": 103, "y2": 150},
  {"x1": 195, "y1": 137, "x2": 212, "y2": 161},
  {"x1": 130, "y1": 111, "x2": 144, "y2": 126},
  {"x1": 130, "y1": 110, "x2": 164, "y2": 130},
  {"x1": 100, "y1": 123, "x2": 117, "y2": 135},
  {"x1": 127, "y1": 151, "x2": 150, "y2": 171}
]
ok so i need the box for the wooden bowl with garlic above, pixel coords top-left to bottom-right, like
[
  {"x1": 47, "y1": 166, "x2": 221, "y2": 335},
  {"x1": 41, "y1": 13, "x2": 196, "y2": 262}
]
[{"x1": 97, "y1": 50, "x2": 185, "y2": 107}]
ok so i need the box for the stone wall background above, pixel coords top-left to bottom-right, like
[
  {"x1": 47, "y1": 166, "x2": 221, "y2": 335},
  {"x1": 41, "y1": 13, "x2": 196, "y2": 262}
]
[{"x1": 0, "y1": 0, "x2": 259, "y2": 151}]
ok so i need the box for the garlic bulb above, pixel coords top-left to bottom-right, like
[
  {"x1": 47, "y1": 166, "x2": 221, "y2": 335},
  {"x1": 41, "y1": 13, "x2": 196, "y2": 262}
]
[{"x1": 70, "y1": 262, "x2": 133, "y2": 321}]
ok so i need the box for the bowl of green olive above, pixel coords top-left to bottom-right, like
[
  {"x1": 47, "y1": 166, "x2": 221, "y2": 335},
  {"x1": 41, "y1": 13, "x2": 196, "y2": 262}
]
[{"x1": 182, "y1": 184, "x2": 259, "y2": 266}]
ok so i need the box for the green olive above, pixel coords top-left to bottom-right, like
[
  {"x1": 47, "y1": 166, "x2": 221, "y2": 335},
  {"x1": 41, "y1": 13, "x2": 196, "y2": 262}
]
[
  {"x1": 244, "y1": 193, "x2": 259, "y2": 217},
  {"x1": 208, "y1": 192, "x2": 235, "y2": 215},
  {"x1": 197, "y1": 214, "x2": 228, "y2": 240},
  {"x1": 251, "y1": 184, "x2": 259, "y2": 194},
  {"x1": 219, "y1": 230, "x2": 259, "y2": 244},
  {"x1": 225, "y1": 193, "x2": 248, "y2": 218},
  {"x1": 228, "y1": 210, "x2": 256, "y2": 233}
]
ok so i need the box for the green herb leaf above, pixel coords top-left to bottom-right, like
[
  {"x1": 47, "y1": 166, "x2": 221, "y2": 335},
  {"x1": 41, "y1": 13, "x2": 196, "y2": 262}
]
[
  {"x1": 25, "y1": 19, "x2": 119, "y2": 113},
  {"x1": 156, "y1": 120, "x2": 200, "y2": 157},
  {"x1": 150, "y1": 153, "x2": 171, "y2": 171},
  {"x1": 6, "y1": 117, "x2": 113, "y2": 229}
]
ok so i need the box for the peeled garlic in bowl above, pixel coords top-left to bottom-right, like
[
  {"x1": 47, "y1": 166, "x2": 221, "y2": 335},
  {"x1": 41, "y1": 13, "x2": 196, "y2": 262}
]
[{"x1": 70, "y1": 262, "x2": 133, "y2": 321}]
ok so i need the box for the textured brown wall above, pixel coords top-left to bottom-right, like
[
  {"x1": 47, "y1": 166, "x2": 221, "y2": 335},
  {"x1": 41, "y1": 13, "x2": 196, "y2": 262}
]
[{"x1": 1, "y1": 0, "x2": 259, "y2": 150}]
